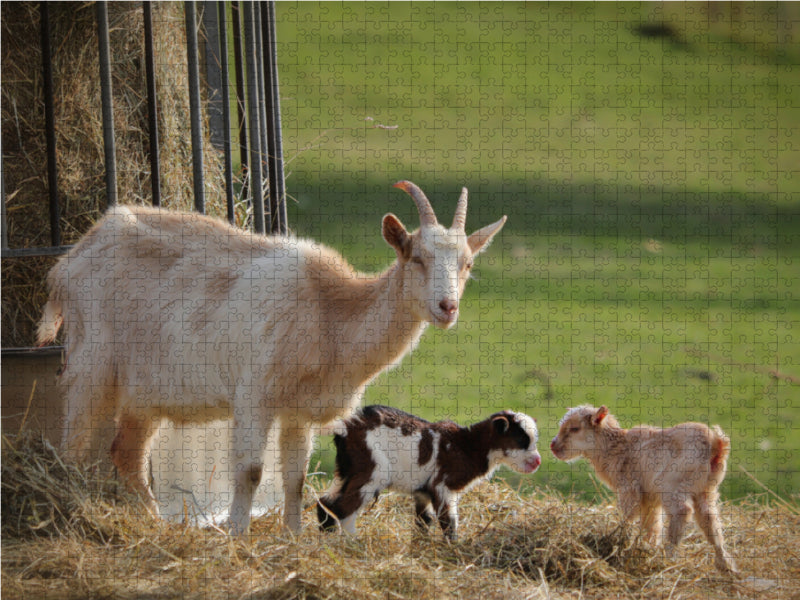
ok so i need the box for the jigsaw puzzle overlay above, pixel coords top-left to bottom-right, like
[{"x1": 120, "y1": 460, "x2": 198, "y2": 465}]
[
  {"x1": 6, "y1": 2, "x2": 798, "y2": 598},
  {"x1": 149, "y1": 1, "x2": 799, "y2": 587},
  {"x1": 277, "y1": 1, "x2": 798, "y2": 504}
]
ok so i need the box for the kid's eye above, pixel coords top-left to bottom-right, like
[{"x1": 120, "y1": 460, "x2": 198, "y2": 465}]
[{"x1": 569, "y1": 426, "x2": 580, "y2": 433}]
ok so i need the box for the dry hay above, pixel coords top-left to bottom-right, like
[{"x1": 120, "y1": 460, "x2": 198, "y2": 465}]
[
  {"x1": 2, "y1": 431, "x2": 799, "y2": 600},
  {"x1": 1, "y1": 429, "x2": 131, "y2": 543},
  {"x1": 1, "y1": 2, "x2": 231, "y2": 348}
]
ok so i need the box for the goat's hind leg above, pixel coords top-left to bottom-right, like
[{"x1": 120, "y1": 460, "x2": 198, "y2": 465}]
[
  {"x1": 318, "y1": 469, "x2": 380, "y2": 535},
  {"x1": 663, "y1": 493, "x2": 693, "y2": 558},
  {"x1": 693, "y1": 492, "x2": 738, "y2": 575},
  {"x1": 61, "y1": 368, "x2": 118, "y2": 467},
  {"x1": 110, "y1": 412, "x2": 160, "y2": 516},
  {"x1": 317, "y1": 487, "x2": 361, "y2": 536}
]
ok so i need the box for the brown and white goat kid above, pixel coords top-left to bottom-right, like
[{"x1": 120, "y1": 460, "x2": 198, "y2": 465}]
[
  {"x1": 550, "y1": 405, "x2": 737, "y2": 574},
  {"x1": 317, "y1": 405, "x2": 541, "y2": 540},
  {"x1": 36, "y1": 181, "x2": 506, "y2": 535}
]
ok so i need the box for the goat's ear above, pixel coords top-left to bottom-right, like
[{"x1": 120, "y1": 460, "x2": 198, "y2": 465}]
[
  {"x1": 491, "y1": 415, "x2": 510, "y2": 435},
  {"x1": 382, "y1": 213, "x2": 411, "y2": 259},
  {"x1": 592, "y1": 406, "x2": 609, "y2": 426},
  {"x1": 468, "y1": 215, "x2": 507, "y2": 256}
]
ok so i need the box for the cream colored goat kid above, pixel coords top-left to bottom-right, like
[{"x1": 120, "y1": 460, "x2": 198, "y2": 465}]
[
  {"x1": 37, "y1": 181, "x2": 506, "y2": 536},
  {"x1": 550, "y1": 405, "x2": 737, "y2": 574}
]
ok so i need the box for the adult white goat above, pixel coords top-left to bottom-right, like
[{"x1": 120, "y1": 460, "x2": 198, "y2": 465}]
[{"x1": 37, "y1": 181, "x2": 506, "y2": 535}]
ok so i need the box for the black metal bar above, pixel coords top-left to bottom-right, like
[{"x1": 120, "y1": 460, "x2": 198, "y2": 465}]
[
  {"x1": 243, "y1": 2, "x2": 265, "y2": 234},
  {"x1": 2, "y1": 345, "x2": 65, "y2": 358},
  {"x1": 185, "y1": 1, "x2": 205, "y2": 214},
  {"x1": 1, "y1": 245, "x2": 73, "y2": 259},
  {"x1": 96, "y1": 1, "x2": 117, "y2": 207},
  {"x1": 262, "y1": 0, "x2": 287, "y2": 235},
  {"x1": 40, "y1": 2, "x2": 62, "y2": 246},
  {"x1": 218, "y1": 2, "x2": 235, "y2": 224},
  {"x1": 200, "y1": 3, "x2": 224, "y2": 153},
  {"x1": 231, "y1": 2, "x2": 249, "y2": 205},
  {"x1": 1, "y1": 143, "x2": 8, "y2": 250},
  {"x1": 256, "y1": 3, "x2": 271, "y2": 230},
  {"x1": 143, "y1": 2, "x2": 161, "y2": 207},
  {"x1": 254, "y1": 2, "x2": 270, "y2": 230}
]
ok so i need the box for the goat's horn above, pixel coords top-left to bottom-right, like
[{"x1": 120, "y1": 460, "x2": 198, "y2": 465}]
[
  {"x1": 393, "y1": 181, "x2": 437, "y2": 227},
  {"x1": 451, "y1": 187, "x2": 468, "y2": 231}
]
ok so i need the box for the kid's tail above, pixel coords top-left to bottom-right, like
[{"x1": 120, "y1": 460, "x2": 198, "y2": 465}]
[{"x1": 710, "y1": 425, "x2": 730, "y2": 472}]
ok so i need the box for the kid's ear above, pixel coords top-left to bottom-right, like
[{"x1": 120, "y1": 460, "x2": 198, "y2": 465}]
[
  {"x1": 382, "y1": 213, "x2": 411, "y2": 259},
  {"x1": 592, "y1": 405, "x2": 609, "y2": 426},
  {"x1": 492, "y1": 415, "x2": 510, "y2": 435}
]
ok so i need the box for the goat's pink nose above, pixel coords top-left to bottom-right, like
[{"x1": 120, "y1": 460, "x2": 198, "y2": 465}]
[
  {"x1": 439, "y1": 299, "x2": 458, "y2": 315},
  {"x1": 524, "y1": 454, "x2": 541, "y2": 473}
]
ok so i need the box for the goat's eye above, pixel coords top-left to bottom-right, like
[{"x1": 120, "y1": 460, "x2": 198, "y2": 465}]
[
  {"x1": 410, "y1": 256, "x2": 424, "y2": 269},
  {"x1": 463, "y1": 259, "x2": 474, "y2": 271},
  {"x1": 569, "y1": 426, "x2": 580, "y2": 433}
]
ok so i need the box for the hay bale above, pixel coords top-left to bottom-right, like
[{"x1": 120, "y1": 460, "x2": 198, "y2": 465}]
[
  {"x1": 1, "y1": 2, "x2": 229, "y2": 347},
  {"x1": 1, "y1": 430, "x2": 123, "y2": 541}
]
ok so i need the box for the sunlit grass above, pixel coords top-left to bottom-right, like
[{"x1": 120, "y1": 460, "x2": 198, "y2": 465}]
[{"x1": 270, "y1": 2, "x2": 800, "y2": 502}]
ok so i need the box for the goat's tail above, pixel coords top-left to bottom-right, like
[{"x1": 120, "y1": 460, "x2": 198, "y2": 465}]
[
  {"x1": 36, "y1": 299, "x2": 64, "y2": 346},
  {"x1": 710, "y1": 425, "x2": 731, "y2": 472}
]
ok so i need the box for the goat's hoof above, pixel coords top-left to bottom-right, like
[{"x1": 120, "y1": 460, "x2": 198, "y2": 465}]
[{"x1": 717, "y1": 558, "x2": 740, "y2": 577}]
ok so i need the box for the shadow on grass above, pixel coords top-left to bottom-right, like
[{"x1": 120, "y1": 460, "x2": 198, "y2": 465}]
[{"x1": 287, "y1": 174, "x2": 798, "y2": 254}]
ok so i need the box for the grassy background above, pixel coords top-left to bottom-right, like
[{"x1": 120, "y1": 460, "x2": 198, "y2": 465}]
[
  {"x1": 270, "y1": 2, "x2": 799, "y2": 501},
  {"x1": 2, "y1": 4, "x2": 799, "y2": 598}
]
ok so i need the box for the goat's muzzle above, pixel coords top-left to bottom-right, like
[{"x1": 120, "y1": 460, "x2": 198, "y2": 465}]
[
  {"x1": 524, "y1": 454, "x2": 541, "y2": 473},
  {"x1": 550, "y1": 439, "x2": 563, "y2": 459},
  {"x1": 439, "y1": 299, "x2": 458, "y2": 316},
  {"x1": 434, "y1": 299, "x2": 459, "y2": 327}
]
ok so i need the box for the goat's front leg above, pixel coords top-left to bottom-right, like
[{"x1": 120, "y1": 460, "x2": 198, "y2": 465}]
[
  {"x1": 616, "y1": 487, "x2": 641, "y2": 526},
  {"x1": 639, "y1": 493, "x2": 664, "y2": 545},
  {"x1": 279, "y1": 419, "x2": 315, "y2": 533},
  {"x1": 413, "y1": 490, "x2": 435, "y2": 533},
  {"x1": 229, "y1": 399, "x2": 275, "y2": 537},
  {"x1": 432, "y1": 487, "x2": 458, "y2": 541}
]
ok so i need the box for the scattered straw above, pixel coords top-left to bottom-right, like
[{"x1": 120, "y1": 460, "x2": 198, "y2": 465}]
[{"x1": 2, "y1": 431, "x2": 798, "y2": 599}]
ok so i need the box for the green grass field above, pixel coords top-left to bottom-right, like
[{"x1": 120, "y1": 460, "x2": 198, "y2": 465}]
[{"x1": 270, "y1": 2, "x2": 800, "y2": 501}]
